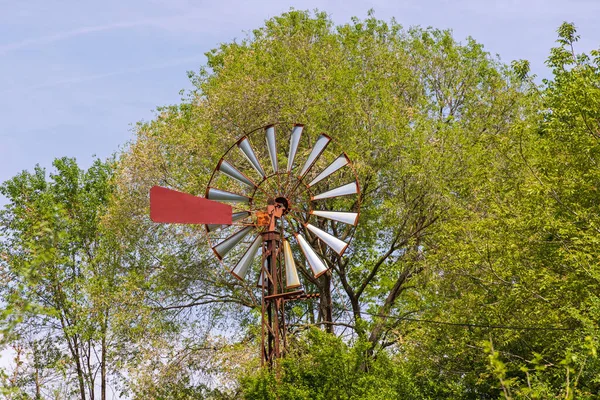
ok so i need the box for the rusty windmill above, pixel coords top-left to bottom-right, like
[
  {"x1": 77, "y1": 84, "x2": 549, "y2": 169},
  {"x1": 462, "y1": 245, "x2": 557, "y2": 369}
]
[{"x1": 150, "y1": 123, "x2": 360, "y2": 367}]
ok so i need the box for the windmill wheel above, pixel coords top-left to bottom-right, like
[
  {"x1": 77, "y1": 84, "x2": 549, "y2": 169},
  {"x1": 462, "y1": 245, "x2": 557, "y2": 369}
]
[{"x1": 204, "y1": 123, "x2": 360, "y2": 289}]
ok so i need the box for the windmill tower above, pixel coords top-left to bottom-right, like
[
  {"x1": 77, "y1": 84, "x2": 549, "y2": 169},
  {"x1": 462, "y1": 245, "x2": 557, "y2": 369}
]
[{"x1": 150, "y1": 123, "x2": 360, "y2": 366}]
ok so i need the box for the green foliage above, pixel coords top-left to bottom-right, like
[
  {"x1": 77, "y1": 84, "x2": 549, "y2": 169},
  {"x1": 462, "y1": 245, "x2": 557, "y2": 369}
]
[
  {"x1": 109, "y1": 10, "x2": 600, "y2": 397},
  {"x1": 401, "y1": 20, "x2": 600, "y2": 397},
  {"x1": 0, "y1": 157, "x2": 172, "y2": 398},
  {"x1": 3, "y1": 11, "x2": 600, "y2": 399},
  {"x1": 482, "y1": 335, "x2": 599, "y2": 399},
  {"x1": 241, "y1": 329, "x2": 423, "y2": 400},
  {"x1": 118, "y1": 8, "x2": 529, "y2": 357}
]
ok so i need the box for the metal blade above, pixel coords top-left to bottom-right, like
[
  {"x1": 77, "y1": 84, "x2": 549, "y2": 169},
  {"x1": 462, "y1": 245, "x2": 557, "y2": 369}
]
[
  {"x1": 218, "y1": 159, "x2": 256, "y2": 188},
  {"x1": 294, "y1": 233, "x2": 328, "y2": 278},
  {"x1": 287, "y1": 124, "x2": 303, "y2": 173},
  {"x1": 307, "y1": 154, "x2": 350, "y2": 187},
  {"x1": 310, "y1": 210, "x2": 358, "y2": 226},
  {"x1": 283, "y1": 239, "x2": 301, "y2": 288},
  {"x1": 256, "y1": 263, "x2": 265, "y2": 288},
  {"x1": 150, "y1": 186, "x2": 232, "y2": 225},
  {"x1": 207, "y1": 211, "x2": 251, "y2": 232},
  {"x1": 299, "y1": 134, "x2": 331, "y2": 178},
  {"x1": 265, "y1": 125, "x2": 278, "y2": 174},
  {"x1": 311, "y1": 181, "x2": 359, "y2": 201},
  {"x1": 231, "y1": 235, "x2": 262, "y2": 281},
  {"x1": 305, "y1": 223, "x2": 348, "y2": 256},
  {"x1": 206, "y1": 187, "x2": 250, "y2": 203},
  {"x1": 237, "y1": 136, "x2": 266, "y2": 178},
  {"x1": 212, "y1": 226, "x2": 253, "y2": 260}
]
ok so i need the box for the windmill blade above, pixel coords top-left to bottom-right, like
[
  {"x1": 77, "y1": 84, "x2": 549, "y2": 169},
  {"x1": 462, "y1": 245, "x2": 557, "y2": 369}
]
[
  {"x1": 150, "y1": 186, "x2": 232, "y2": 224},
  {"x1": 212, "y1": 226, "x2": 253, "y2": 260},
  {"x1": 231, "y1": 235, "x2": 262, "y2": 281},
  {"x1": 286, "y1": 124, "x2": 303, "y2": 173},
  {"x1": 310, "y1": 210, "x2": 358, "y2": 226},
  {"x1": 256, "y1": 258, "x2": 271, "y2": 288},
  {"x1": 294, "y1": 233, "x2": 328, "y2": 278},
  {"x1": 218, "y1": 159, "x2": 257, "y2": 188},
  {"x1": 206, "y1": 187, "x2": 251, "y2": 203},
  {"x1": 237, "y1": 136, "x2": 266, "y2": 178},
  {"x1": 307, "y1": 153, "x2": 350, "y2": 187},
  {"x1": 265, "y1": 125, "x2": 278, "y2": 173},
  {"x1": 299, "y1": 134, "x2": 331, "y2": 178},
  {"x1": 207, "y1": 211, "x2": 251, "y2": 232},
  {"x1": 311, "y1": 181, "x2": 359, "y2": 201},
  {"x1": 256, "y1": 264, "x2": 265, "y2": 288},
  {"x1": 283, "y1": 239, "x2": 301, "y2": 289},
  {"x1": 305, "y1": 224, "x2": 348, "y2": 256}
]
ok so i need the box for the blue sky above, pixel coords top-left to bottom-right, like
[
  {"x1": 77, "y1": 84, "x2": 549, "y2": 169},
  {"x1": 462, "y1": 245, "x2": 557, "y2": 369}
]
[{"x1": 1, "y1": 0, "x2": 598, "y2": 204}]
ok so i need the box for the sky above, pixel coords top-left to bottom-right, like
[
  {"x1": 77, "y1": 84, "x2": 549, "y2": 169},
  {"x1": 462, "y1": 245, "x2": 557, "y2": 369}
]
[
  {"x1": 1, "y1": 0, "x2": 599, "y2": 205},
  {"x1": 0, "y1": 0, "x2": 599, "y2": 392}
]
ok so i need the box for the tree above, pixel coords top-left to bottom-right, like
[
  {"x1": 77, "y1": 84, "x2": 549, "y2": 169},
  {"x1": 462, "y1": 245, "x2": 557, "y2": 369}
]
[
  {"x1": 241, "y1": 328, "x2": 423, "y2": 400},
  {"x1": 112, "y1": 8, "x2": 529, "y2": 384},
  {"x1": 5, "y1": 10, "x2": 597, "y2": 398},
  {"x1": 0, "y1": 158, "x2": 160, "y2": 399},
  {"x1": 397, "y1": 22, "x2": 600, "y2": 397}
]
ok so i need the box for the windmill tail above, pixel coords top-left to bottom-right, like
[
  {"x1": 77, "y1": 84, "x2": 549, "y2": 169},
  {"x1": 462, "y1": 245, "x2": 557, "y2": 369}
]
[{"x1": 150, "y1": 186, "x2": 232, "y2": 225}]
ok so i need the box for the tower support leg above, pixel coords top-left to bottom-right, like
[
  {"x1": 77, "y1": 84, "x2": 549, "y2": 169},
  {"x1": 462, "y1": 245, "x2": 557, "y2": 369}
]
[{"x1": 260, "y1": 231, "x2": 285, "y2": 368}]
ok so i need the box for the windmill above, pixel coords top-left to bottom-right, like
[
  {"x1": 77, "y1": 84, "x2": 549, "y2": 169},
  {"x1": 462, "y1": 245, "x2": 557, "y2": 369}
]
[{"x1": 150, "y1": 123, "x2": 360, "y2": 367}]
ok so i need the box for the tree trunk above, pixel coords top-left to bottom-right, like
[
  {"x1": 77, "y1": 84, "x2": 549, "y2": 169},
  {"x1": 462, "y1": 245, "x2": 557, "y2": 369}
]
[
  {"x1": 35, "y1": 363, "x2": 41, "y2": 400},
  {"x1": 318, "y1": 273, "x2": 334, "y2": 333},
  {"x1": 101, "y1": 310, "x2": 108, "y2": 400},
  {"x1": 72, "y1": 336, "x2": 87, "y2": 400},
  {"x1": 368, "y1": 266, "x2": 413, "y2": 352}
]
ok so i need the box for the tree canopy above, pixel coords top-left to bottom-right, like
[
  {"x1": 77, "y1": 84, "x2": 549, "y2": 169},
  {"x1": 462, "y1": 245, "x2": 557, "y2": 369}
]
[{"x1": 1, "y1": 9, "x2": 599, "y2": 400}]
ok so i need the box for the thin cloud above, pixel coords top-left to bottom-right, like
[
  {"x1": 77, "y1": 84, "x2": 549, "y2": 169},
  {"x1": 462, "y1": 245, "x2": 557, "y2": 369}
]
[
  {"x1": 0, "y1": 56, "x2": 204, "y2": 95},
  {"x1": 0, "y1": 7, "x2": 237, "y2": 56},
  {"x1": 0, "y1": 18, "x2": 169, "y2": 55}
]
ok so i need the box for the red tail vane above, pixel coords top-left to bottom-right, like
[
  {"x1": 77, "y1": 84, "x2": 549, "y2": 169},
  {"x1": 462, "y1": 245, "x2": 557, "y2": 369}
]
[{"x1": 150, "y1": 186, "x2": 233, "y2": 225}]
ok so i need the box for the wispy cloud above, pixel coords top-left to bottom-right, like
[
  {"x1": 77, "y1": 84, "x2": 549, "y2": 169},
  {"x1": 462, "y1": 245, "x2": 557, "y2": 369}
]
[
  {"x1": 0, "y1": 56, "x2": 205, "y2": 95},
  {"x1": 0, "y1": 1, "x2": 284, "y2": 57},
  {"x1": 0, "y1": 18, "x2": 172, "y2": 55}
]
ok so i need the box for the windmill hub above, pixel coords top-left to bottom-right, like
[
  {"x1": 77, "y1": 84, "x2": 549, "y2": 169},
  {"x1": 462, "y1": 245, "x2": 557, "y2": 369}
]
[
  {"x1": 262, "y1": 197, "x2": 289, "y2": 229},
  {"x1": 274, "y1": 196, "x2": 290, "y2": 215}
]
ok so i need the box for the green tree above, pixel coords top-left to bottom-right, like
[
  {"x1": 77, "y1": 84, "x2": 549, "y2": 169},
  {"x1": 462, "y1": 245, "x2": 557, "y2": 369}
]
[
  {"x1": 0, "y1": 158, "x2": 160, "y2": 399},
  {"x1": 115, "y1": 8, "x2": 527, "y2": 349},
  {"x1": 400, "y1": 22, "x2": 600, "y2": 397},
  {"x1": 18, "y1": 10, "x2": 592, "y2": 399},
  {"x1": 241, "y1": 328, "x2": 423, "y2": 400}
]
